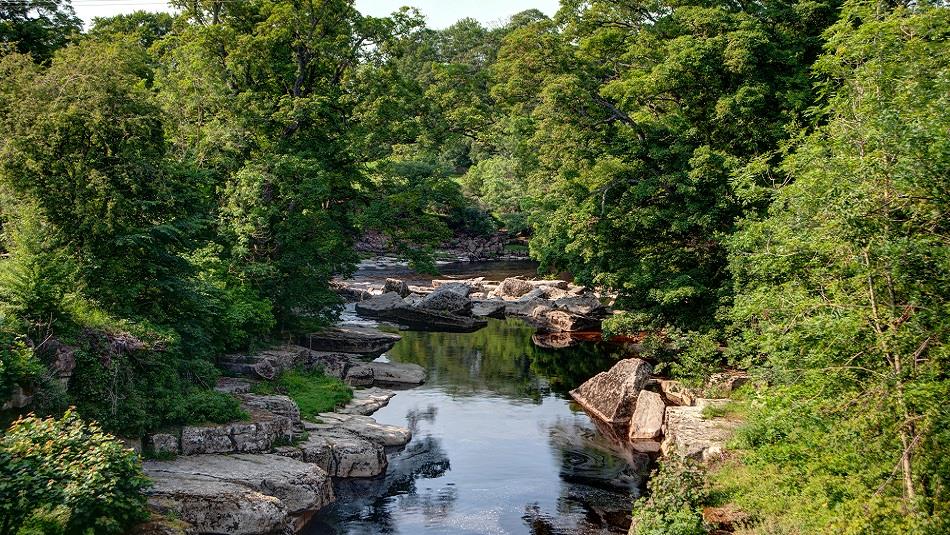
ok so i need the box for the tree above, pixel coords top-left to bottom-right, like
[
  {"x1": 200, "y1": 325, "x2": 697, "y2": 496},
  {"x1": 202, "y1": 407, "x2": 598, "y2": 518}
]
[
  {"x1": 0, "y1": 0, "x2": 80, "y2": 61},
  {"x1": 726, "y1": 2, "x2": 950, "y2": 530}
]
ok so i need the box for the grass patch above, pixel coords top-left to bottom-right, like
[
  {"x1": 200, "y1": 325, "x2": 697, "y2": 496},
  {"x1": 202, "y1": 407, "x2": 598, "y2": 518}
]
[
  {"x1": 252, "y1": 369, "x2": 352, "y2": 420},
  {"x1": 701, "y1": 400, "x2": 745, "y2": 420}
]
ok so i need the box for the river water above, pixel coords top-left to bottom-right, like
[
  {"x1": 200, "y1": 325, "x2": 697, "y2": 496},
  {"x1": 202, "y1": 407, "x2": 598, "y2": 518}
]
[{"x1": 306, "y1": 262, "x2": 652, "y2": 535}]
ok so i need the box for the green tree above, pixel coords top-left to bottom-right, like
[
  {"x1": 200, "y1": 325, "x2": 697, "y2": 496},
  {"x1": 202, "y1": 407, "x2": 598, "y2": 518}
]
[
  {"x1": 0, "y1": 0, "x2": 80, "y2": 62},
  {"x1": 725, "y1": 1, "x2": 950, "y2": 531}
]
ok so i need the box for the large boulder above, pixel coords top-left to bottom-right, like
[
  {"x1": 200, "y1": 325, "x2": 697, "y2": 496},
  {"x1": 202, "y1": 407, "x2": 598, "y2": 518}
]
[
  {"x1": 354, "y1": 291, "x2": 406, "y2": 318},
  {"x1": 355, "y1": 361, "x2": 427, "y2": 386},
  {"x1": 218, "y1": 346, "x2": 308, "y2": 380},
  {"x1": 570, "y1": 358, "x2": 653, "y2": 425},
  {"x1": 554, "y1": 295, "x2": 607, "y2": 317},
  {"x1": 144, "y1": 454, "x2": 334, "y2": 534},
  {"x1": 383, "y1": 278, "x2": 410, "y2": 297},
  {"x1": 528, "y1": 307, "x2": 601, "y2": 332},
  {"x1": 628, "y1": 390, "x2": 666, "y2": 440},
  {"x1": 661, "y1": 399, "x2": 740, "y2": 462},
  {"x1": 415, "y1": 285, "x2": 473, "y2": 316},
  {"x1": 311, "y1": 412, "x2": 412, "y2": 448},
  {"x1": 496, "y1": 277, "x2": 534, "y2": 298},
  {"x1": 298, "y1": 327, "x2": 401, "y2": 356}
]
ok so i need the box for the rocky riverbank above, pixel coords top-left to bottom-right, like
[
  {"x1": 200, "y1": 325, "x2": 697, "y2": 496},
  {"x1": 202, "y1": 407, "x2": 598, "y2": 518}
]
[{"x1": 570, "y1": 357, "x2": 747, "y2": 462}]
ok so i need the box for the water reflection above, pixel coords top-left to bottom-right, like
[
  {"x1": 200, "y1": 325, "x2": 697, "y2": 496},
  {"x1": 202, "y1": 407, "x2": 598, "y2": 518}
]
[{"x1": 309, "y1": 319, "x2": 647, "y2": 535}]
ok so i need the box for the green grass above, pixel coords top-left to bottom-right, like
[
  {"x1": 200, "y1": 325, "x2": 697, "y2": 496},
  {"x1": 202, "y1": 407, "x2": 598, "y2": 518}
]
[
  {"x1": 252, "y1": 370, "x2": 352, "y2": 420},
  {"x1": 701, "y1": 400, "x2": 745, "y2": 420}
]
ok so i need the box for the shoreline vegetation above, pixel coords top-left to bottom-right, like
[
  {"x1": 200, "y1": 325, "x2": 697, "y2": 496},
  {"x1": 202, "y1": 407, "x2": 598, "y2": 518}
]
[{"x1": 1, "y1": 0, "x2": 948, "y2": 534}]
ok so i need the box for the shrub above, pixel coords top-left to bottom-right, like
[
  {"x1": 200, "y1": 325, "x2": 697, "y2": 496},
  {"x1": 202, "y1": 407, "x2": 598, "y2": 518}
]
[
  {"x1": 0, "y1": 410, "x2": 150, "y2": 535},
  {"x1": 631, "y1": 457, "x2": 709, "y2": 535}
]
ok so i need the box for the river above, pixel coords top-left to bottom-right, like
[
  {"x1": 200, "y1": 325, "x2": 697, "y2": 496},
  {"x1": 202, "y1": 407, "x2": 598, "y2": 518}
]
[{"x1": 306, "y1": 262, "x2": 652, "y2": 535}]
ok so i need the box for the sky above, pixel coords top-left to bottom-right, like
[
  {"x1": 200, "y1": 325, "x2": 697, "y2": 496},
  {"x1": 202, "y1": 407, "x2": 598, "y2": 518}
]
[{"x1": 72, "y1": 0, "x2": 561, "y2": 29}]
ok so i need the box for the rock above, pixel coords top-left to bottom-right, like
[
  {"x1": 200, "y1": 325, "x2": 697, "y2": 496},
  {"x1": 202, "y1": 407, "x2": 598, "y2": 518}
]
[
  {"x1": 144, "y1": 454, "x2": 333, "y2": 534},
  {"x1": 130, "y1": 515, "x2": 196, "y2": 535},
  {"x1": 415, "y1": 285, "x2": 473, "y2": 315},
  {"x1": 504, "y1": 297, "x2": 550, "y2": 317},
  {"x1": 661, "y1": 399, "x2": 740, "y2": 462},
  {"x1": 497, "y1": 277, "x2": 534, "y2": 298},
  {"x1": 2, "y1": 385, "x2": 33, "y2": 411},
  {"x1": 354, "y1": 291, "x2": 406, "y2": 318},
  {"x1": 215, "y1": 377, "x2": 253, "y2": 395},
  {"x1": 361, "y1": 361, "x2": 427, "y2": 386},
  {"x1": 570, "y1": 358, "x2": 653, "y2": 425},
  {"x1": 554, "y1": 295, "x2": 607, "y2": 316},
  {"x1": 296, "y1": 431, "x2": 387, "y2": 478},
  {"x1": 218, "y1": 346, "x2": 306, "y2": 380},
  {"x1": 311, "y1": 412, "x2": 412, "y2": 448},
  {"x1": 528, "y1": 279, "x2": 570, "y2": 290},
  {"x1": 147, "y1": 433, "x2": 180, "y2": 456},
  {"x1": 628, "y1": 390, "x2": 666, "y2": 440},
  {"x1": 298, "y1": 327, "x2": 401, "y2": 356},
  {"x1": 383, "y1": 306, "x2": 488, "y2": 333},
  {"x1": 528, "y1": 307, "x2": 601, "y2": 332},
  {"x1": 240, "y1": 394, "x2": 301, "y2": 428},
  {"x1": 705, "y1": 372, "x2": 751, "y2": 396},
  {"x1": 471, "y1": 300, "x2": 506, "y2": 319},
  {"x1": 659, "y1": 379, "x2": 696, "y2": 406},
  {"x1": 383, "y1": 278, "x2": 410, "y2": 297},
  {"x1": 432, "y1": 278, "x2": 484, "y2": 292},
  {"x1": 180, "y1": 411, "x2": 292, "y2": 456},
  {"x1": 338, "y1": 387, "x2": 396, "y2": 416},
  {"x1": 522, "y1": 286, "x2": 570, "y2": 300}
]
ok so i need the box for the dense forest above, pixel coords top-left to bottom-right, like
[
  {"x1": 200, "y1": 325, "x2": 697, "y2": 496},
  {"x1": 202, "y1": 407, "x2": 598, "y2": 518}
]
[{"x1": 0, "y1": 0, "x2": 948, "y2": 533}]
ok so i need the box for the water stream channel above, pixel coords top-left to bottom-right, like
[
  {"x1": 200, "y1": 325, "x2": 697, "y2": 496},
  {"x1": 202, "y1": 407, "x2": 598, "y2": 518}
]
[{"x1": 306, "y1": 261, "x2": 653, "y2": 535}]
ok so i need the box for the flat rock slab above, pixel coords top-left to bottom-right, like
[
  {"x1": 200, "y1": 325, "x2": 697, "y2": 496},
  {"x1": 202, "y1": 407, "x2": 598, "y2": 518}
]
[
  {"x1": 338, "y1": 387, "x2": 396, "y2": 416},
  {"x1": 144, "y1": 454, "x2": 334, "y2": 534},
  {"x1": 359, "y1": 361, "x2": 426, "y2": 386},
  {"x1": 471, "y1": 300, "x2": 506, "y2": 318},
  {"x1": 570, "y1": 358, "x2": 653, "y2": 425},
  {"x1": 179, "y1": 411, "x2": 292, "y2": 456},
  {"x1": 298, "y1": 327, "x2": 401, "y2": 356},
  {"x1": 355, "y1": 292, "x2": 487, "y2": 332},
  {"x1": 312, "y1": 412, "x2": 412, "y2": 448},
  {"x1": 662, "y1": 399, "x2": 740, "y2": 462}
]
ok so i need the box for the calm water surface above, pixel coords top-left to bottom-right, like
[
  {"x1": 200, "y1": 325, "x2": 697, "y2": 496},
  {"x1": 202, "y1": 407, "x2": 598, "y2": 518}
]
[{"x1": 306, "y1": 317, "x2": 652, "y2": 535}]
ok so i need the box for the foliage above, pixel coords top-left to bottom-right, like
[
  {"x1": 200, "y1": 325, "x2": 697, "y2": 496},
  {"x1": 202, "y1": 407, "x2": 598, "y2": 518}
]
[
  {"x1": 0, "y1": 0, "x2": 80, "y2": 62},
  {"x1": 0, "y1": 410, "x2": 149, "y2": 535},
  {"x1": 253, "y1": 369, "x2": 352, "y2": 421},
  {"x1": 631, "y1": 456, "x2": 709, "y2": 535},
  {"x1": 721, "y1": 1, "x2": 950, "y2": 531}
]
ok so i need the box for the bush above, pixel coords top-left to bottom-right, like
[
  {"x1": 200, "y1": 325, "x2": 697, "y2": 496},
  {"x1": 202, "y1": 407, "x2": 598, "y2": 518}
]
[
  {"x1": 0, "y1": 330, "x2": 41, "y2": 401},
  {"x1": 631, "y1": 457, "x2": 709, "y2": 535},
  {"x1": 0, "y1": 410, "x2": 150, "y2": 535},
  {"x1": 253, "y1": 369, "x2": 352, "y2": 420}
]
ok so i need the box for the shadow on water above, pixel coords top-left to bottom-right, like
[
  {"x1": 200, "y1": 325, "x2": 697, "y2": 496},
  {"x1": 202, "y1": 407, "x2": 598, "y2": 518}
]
[{"x1": 307, "y1": 318, "x2": 650, "y2": 535}]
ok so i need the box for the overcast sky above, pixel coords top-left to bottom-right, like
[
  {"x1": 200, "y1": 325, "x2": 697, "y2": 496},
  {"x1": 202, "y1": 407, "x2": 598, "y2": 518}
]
[{"x1": 73, "y1": 0, "x2": 561, "y2": 29}]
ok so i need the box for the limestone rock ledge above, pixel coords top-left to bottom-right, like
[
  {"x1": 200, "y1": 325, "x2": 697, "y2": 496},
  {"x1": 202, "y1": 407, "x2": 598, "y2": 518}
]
[{"x1": 144, "y1": 454, "x2": 334, "y2": 535}]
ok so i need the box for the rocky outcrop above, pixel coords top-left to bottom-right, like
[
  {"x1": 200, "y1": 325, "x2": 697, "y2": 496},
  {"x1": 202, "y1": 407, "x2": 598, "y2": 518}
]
[
  {"x1": 554, "y1": 295, "x2": 606, "y2": 317},
  {"x1": 298, "y1": 327, "x2": 401, "y2": 356},
  {"x1": 337, "y1": 387, "x2": 396, "y2": 416},
  {"x1": 179, "y1": 412, "x2": 292, "y2": 456},
  {"x1": 144, "y1": 454, "x2": 334, "y2": 534},
  {"x1": 628, "y1": 390, "x2": 665, "y2": 440},
  {"x1": 218, "y1": 346, "x2": 307, "y2": 380},
  {"x1": 661, "y1": 399, "x2": 740, "y2": 462},
  {"x1": 311, "y1": 412, "x2": 412, "y2": 448},
  {"x1": 354, "y1": 291, "x2": 406, "y2": 318},
  {"x1": 658, "y1": 379, "x2": 696, "y2": 406},
  {"x1": 570, "y1": 358, "x2": 653, "y2": 425}
]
